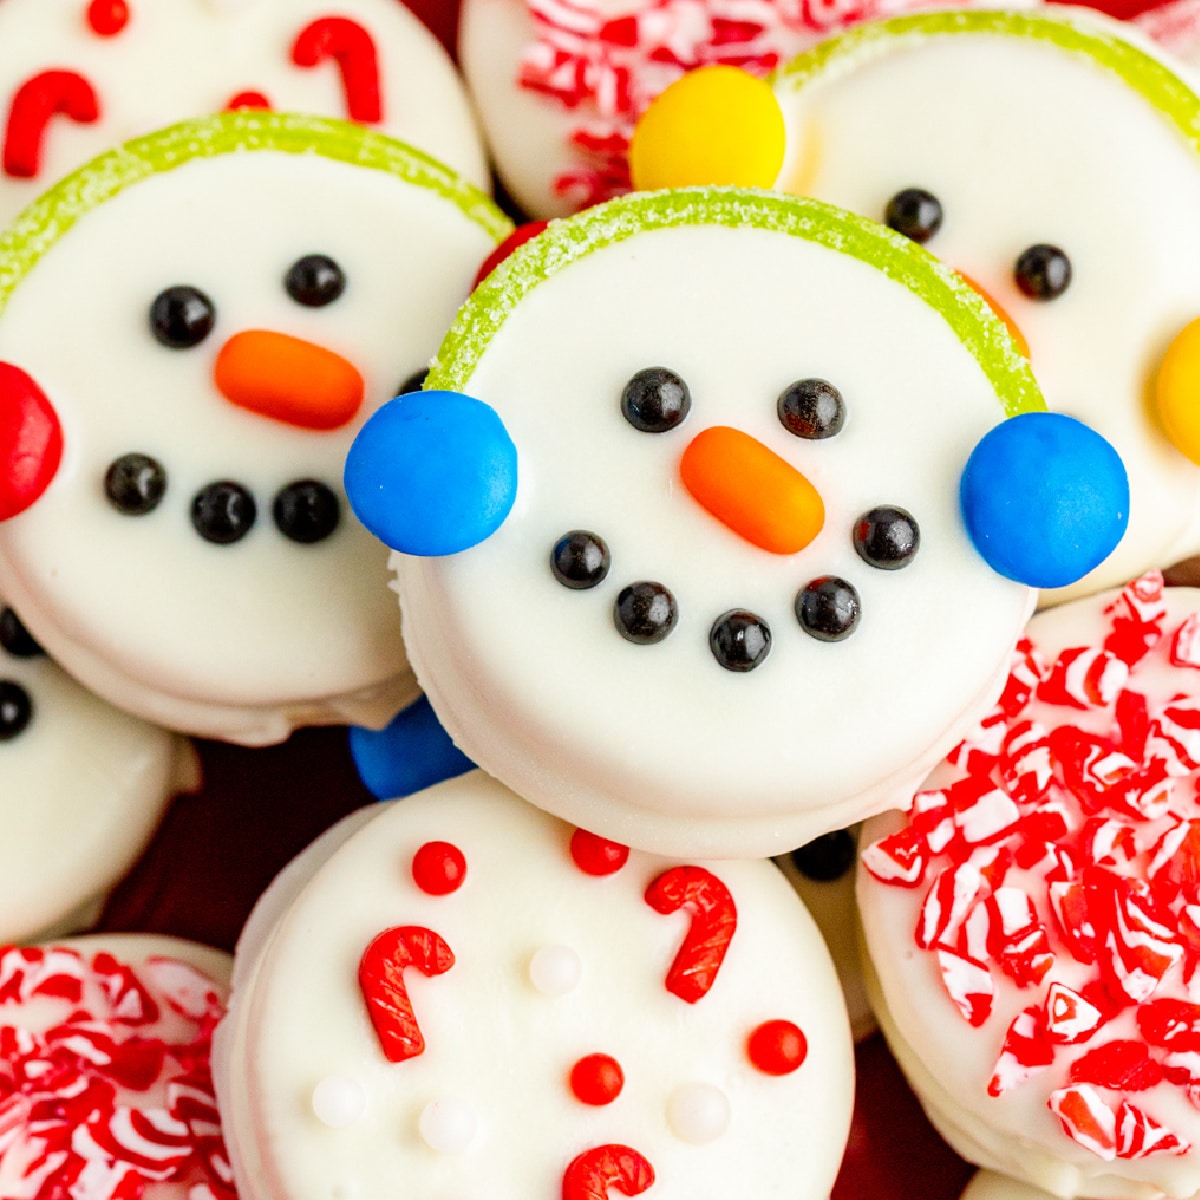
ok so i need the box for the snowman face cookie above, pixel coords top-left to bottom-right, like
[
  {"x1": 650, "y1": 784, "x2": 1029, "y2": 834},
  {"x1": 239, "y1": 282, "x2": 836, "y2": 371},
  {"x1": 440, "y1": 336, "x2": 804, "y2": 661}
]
[
  {"x1": 345, "y1": 187, "x2": 1133, "y2": 858},
  {"x1": 0, "y1": 0, "x2": 487, "y2": 230},
  {"x1": 0, "y1": 604, "x2": 193, "y2": 942},
  {"x1": 215, "y1": 771, "x2": 855, "y2": 1200},
  {"x1": 0, "y1": 113, "x2": 511, "y2": 743}
]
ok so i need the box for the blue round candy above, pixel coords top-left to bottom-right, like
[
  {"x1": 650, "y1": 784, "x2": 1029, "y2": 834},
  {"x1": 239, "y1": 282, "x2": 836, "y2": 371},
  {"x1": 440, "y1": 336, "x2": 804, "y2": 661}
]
[
  {"x1": 344, "y1": 390, "x2": 518, "y2": 556},
  {"x1": 960, "y1": 411, "x2": 1129, "y2": 589},
  {"x1": 349, "y1": 696, "x2": 474, "y2": 800}
]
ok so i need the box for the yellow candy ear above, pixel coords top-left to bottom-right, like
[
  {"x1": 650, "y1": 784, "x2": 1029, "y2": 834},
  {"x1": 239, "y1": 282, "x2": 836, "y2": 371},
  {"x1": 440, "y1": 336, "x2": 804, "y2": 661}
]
[
  {"x1": 629, "y1": 65, "x2": 786, "y2": 192},
  {"x1": 1155, "y1": 316, "x2": 1200, "y2": 465}
]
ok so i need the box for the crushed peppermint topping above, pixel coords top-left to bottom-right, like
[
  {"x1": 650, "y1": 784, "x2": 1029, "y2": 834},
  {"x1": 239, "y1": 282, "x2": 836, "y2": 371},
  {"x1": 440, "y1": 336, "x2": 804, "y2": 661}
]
[
  {"x1": 864, "y1": 572, "x2": 1200, "y2": 1161},
  {"x1": 0, "y1": 944, "x2": 233, "y2": 1200}
]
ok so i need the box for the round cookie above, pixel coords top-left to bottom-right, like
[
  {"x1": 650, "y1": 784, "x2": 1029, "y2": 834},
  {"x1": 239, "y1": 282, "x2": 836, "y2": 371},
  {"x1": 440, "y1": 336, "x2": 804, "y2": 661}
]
[
  {"x1": 859, "y1": 573, "x2": 1200, "y2": 1199},
  {"x1": 0, "y1": 934, "x2": 233, "y2": 1200},
  {"x1": 961, "y1": 1172, "x2": 1060, "y2": 1200},
  {"x1": 0, "y1": 0, "x2": 487, "y2": 230},
  {"x1": 0, "y1": 603, "x2": 194, "y2": 943},
  {"x1": 0, "y1": 112, "x2": 511, "y2": 744},
  {"x1": 215, "y1": 771, "x2": 855, "y2": 1200},
  {"x1": 344, "y1": 187, "x2": 1127, "y2": 858}
]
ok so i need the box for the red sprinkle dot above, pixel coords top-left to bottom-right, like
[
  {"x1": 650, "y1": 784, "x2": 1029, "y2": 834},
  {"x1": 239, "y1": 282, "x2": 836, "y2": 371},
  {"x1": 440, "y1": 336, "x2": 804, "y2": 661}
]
[
  {"x1": 411, "y1": 841, "x2": 467, "y2": 896},
  {"x1": 569, "y1": 829, "x2": 629, "y2": 877},
  {"x1": 569, "y1": 1053, "x2": 624, "y2": 1105},
  {"x1": 225, "y1": 91, "x2": 272, "y2": 112},
  {"x1": 746, "y1": 1019, "x2": 807, "y2": 1076},
  {"x1": 86, "y1": 0, "x2": 129, "y2": 36}
]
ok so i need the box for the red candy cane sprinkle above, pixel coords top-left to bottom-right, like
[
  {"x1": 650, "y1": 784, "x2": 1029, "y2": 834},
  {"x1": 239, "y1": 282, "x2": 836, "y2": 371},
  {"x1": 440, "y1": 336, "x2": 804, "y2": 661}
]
[
  {"x1": 644, "y1": 865, "x2": 737, "y2": 1003},
  {"x1": 3, "y1": 69, "x2": 100, "y2": 180},
  {"x1": 411, "y1": 840, "x2": 467, "y2": 895},
  {"x1": 569, "y1": 1053, "x2": 625, "y2": 1105},
  {"x1": 569, "y1": 828, "x2": 630, "y2": 876},
  {"x1": 863, "y1": 571, "x2": 1200, "y2": 1159},
  {"x1": 358, "y1": 925, "x2": 454, "y2": 1063},
  {"x1": 562, "y1": 1144, "x2": 654, "y2": 1200},
  {"x1": 746, "y1": 1018, "x2": 808, "y2": 1075},
  {"x1": 292, "y1": 17, "x2": 383, "y2": 124},
  {"x1": 86, "y1": 0, "x2": 130, "y2": 36}
]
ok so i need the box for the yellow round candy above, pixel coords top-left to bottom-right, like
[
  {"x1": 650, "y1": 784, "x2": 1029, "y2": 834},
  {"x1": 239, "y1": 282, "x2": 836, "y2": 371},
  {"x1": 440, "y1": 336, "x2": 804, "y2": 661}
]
[
  {"x1": 629, "y1": 66, "x2": 786, "y2": 192},
  {"x1": 1155, "y1": 316, "x2": 1200, "y2": 466}
]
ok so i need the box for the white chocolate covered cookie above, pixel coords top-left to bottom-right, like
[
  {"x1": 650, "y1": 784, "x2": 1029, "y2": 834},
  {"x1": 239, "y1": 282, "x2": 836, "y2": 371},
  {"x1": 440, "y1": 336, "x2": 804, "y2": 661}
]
[
  {"x1": 0, "y1": 112, "x2": 510, "y2": 744},
  {"x1": 860, "y1": 573, "x2": 1200, "y2": 1199},
  {"x1": 0, "y1": 603, "x2": 194, "y2": 943},
  {"x1": 0, "y1": 0, "x2": 487, "y2": 230},
  {"x1": 961, "y1": 1172, "x2": 1060, "y2": 1200},
  {"x1": 215, "y1": 771, "x2": 855, "y2": 1200}
]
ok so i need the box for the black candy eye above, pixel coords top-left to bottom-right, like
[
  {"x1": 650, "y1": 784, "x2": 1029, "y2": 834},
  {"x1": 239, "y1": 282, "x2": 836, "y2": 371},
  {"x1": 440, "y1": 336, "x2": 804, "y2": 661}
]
[
  {"x1": 614, "y1": 582, "x2": 677, "y2": 644},
  {"x1": 710, "y1": 610, "x2": 771, "y2": 672},
  {"x1": 796, "y1": 576, "x2": 861, "y2": 641},
  {"x1": 0, "y1": 609, "x2": 42, "y2": 658},
  {"x1": 104, "y1": 453, "x2": 167, "y2": 516},
  {"x1": 884, "y1": 188, "x2": 943, "y2": 244},
  {"x1": 1014, "y1": 244, "x2": 1071, "y2": 300},
  {"x1": 191, "y1": 481, "x2": 257, "y2": 545},
  {"x1": 778, "y1": 379, "x2": 845, "y2": 440},
  {"x1": 0, "y1": 680, "x2": 32, "y2": 741},
  {"x1": 150, "y1": 285, "x2": 215, "y2": 349},
  {"x1": 853, "y1": 506, "x2": 919, "y2": 570},
  {"x1": 285, "y1": 254, "x2": 346, "y2": 308},
  {"x1": 552, "y1": 531, "x2": 610, "y2": 590},
  {"x1": 273, "y1": 480, "x2": 340, "y2": 544},
  {"x1": 620, "y1": 368, "x2": 691, "y2": 433},
  {"x1": 396, "y1": 369, "x2": 429, "y2": 397},
  {"x1": 789, "y1": 828, "x2": 856, "y2": 882}
]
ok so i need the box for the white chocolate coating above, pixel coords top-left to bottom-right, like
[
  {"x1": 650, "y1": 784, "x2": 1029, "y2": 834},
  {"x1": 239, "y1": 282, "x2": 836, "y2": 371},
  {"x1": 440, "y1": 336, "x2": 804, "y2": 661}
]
[
  {"x1": 0, "y1": 606, "x2": 193, "y2": 944},
  {"x1": 961, "y1": 1171, "x2": 1061, "y2": 1200},
  {"x1": 0, "y1": 116, "x2": 508, "y2": 743},
  {"x1": 215, "y1": 771, "x2": 856, "y2": 1200},
  {"x1": 773, "y1": 8, "x2": 1200, "y2": 602},
  {"x1": 0, "y1": 0, "x2": 487, "y2": 229},
  {"x1": 400, "y1": 191, "x2": 1035, "y2": 858}
]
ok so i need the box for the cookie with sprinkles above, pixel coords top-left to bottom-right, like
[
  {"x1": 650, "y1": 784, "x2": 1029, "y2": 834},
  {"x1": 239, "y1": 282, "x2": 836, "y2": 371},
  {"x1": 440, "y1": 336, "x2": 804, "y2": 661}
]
[
  {"x1": 214, "y1": 770, "x2": 854, "y2": 1200},
  {"x1": 859, "y1": 572, "x2": 1200, "y2": 1198}
]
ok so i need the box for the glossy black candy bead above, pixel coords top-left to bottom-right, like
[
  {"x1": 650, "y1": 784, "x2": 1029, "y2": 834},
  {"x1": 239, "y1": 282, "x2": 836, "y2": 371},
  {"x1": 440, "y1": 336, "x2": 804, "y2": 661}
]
[
  {"x1": 778, "y1": 379, "x2": 845, "y2": 440},
  {"x1": 0, "y1": 608, "x2": 43, "y2": 658},
  {"x1": 614, "y1": 581, "x2": 677, "y2": 644},
  {"x1": 397, "y1": 368, "x2": 430, "y2": 396},
  {"x1": 150, "y1": 285, "x2": 215, "y2": 349},
  {"x1": 191, "y1": 481, "x2": 257, "y2": 545},
  {"x1": 709, "y1": 610, "x2": 771, "y2": 672},
  {"x1": 551, "y1": 530, "x2": 610, "y2": 590},
  {"x1": 1014, "y1": 243, "x2": 1071, "y2": 300},
  {"x1": 104, "y1": 453, "x2": 167, "y2": 516},
  {"x1": 853, "y1": 506, "x2": 919, "y2": 570},
  {"x1": 0, "y1": 680, "x2": 32, "y2": 741},
  {"x1": 884, "y1": 188, "x2": 943, "y2": 244},
  {"x1": 789, "y1": 828, "x2": 856, "y2": 882},
  {"x1": 796, "y1": 576, "x2": 861, "y2": 640},
  {"x1": 273, "y1": 480, "x2": 340, "y2": 544},
  {"x1": 620, "y1": 368, "x2": 691, "y2": 433},
  {"x1": 285, "y1": 254, "x2": 346, "y2": 308}
]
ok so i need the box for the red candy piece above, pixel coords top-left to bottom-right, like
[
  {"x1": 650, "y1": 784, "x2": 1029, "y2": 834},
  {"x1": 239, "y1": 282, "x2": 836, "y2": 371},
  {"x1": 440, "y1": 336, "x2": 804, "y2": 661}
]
[
  {"x1": 86, "y1": 0, "x2": 129, "y2": 36},
  {"x1": 292, "y1": 17, "x2": 382, "y2": 124},
  {"x1": 1171, "y1": 613, "x2": 1200, "y2": 668},
  {"x1": 644, "y1": 866, "x2": 736, "y2": 1003},
  {"x1": 935, "y1": 948, "x2": 993, "y2": 1026},
  {"x1": 569, "y1": 829, "x2": 629, "y2": 876},
  {"x1": 474, "y1": 221, "x2": 550, "y2": 289},
  {"x1": 989, "y1": 1006, "x2": 1054, "y2": 1097},
  {"x1": 1049, "y1": 1084, "x2": 1117, "y2": 1160},
  {"x1": 1039, "y1": 646, "x2": 1128, "y2": 710},
  {"x1": 1044, "y1": 983, "x2": 1105, "y2": 1045},
  {"x1": 3, "y1": 70, "x2": 100, "y2": 179},
  {"x1": 860, "y1": 825, "x2": 928, "y2": 888},
  {"x1": 746, "y1": 1018, "x2": 807, "y2": 1075},
  {"x1": 411, "y1": 840, "x2": 467, "y2": 895},
  {"x1": 1068, "y1": 1039, "x2": 1164, "y2": 1091},
  {"x1": 225, "y1": 91, "x2": 272, "y2": 112},
  {"x1": 562, "y1": 1145, "x2": 654, "y2": 1200},
  {"x1": 0, "y1": 362, "x2": 63, "y2": 520},
  {"x1": 570, "y1": 1053, "x2": 624, "y2": 1105},
  {"x1": 358, "y1": 926, "x2": 454, "y2": 1063},
  {"x1": 1137, "y1": 998, "x2": 1200, "y2": 1048},
  {"x1": 1116, "y1": 1100, "x2": 1189, "y2": 1160}
]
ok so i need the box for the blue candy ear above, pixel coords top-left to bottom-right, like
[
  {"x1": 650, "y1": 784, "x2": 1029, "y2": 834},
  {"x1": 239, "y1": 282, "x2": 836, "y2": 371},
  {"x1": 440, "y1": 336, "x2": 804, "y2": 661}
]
[
  {"x1": 349, "y1": 696, "x2": 475, "y2": 800},
  {"x1": 344, "y1": 390, "x2": 518, "y2": 556},
  {"x1": 960, "y1": 412, "x2": 1129, "y2": 589}
]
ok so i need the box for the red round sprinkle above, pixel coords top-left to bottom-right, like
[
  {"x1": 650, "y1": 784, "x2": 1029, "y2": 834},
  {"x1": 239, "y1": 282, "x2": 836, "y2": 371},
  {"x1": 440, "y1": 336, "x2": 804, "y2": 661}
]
[
  {"x1": 746, "y1": 1019, "x2": 807, "y2": 1075},
  {"x1": 225, "y1": 91, "x2": 272, "y2": 112},
  {"x1": 86, "y1": 0, "x2": 129, "y2": 36},
  {"x1": 569, "y1": 829, "x2": 629, "y2": 876},
  {"x1": 411, "y1": 841, "x2": 467, "y2": 895},
  {"x1": 569, "y1": 1053, "x2": 624, "y2": 1105}
]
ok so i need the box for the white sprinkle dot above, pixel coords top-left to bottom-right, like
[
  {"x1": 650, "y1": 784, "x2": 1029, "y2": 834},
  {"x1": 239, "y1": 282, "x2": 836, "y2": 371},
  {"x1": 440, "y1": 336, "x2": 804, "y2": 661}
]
[
  {"x1": 528, "y1": 945, "x2": 582, "y2": 995},
  {"x1": 667, "y1": 1082, "x2": 730, "y2": 1144},
  {"x1": 419, "y1": 1097, "x2": 478, "y2": 1154},
  {"x1": 312, "y1": 1076, "x2": 367, "y2": 1128}
]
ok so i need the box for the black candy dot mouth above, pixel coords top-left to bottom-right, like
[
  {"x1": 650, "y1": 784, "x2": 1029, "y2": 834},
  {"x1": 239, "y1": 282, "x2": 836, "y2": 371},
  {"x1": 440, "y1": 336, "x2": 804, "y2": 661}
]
[{"x1": 0, "y1": 678, "x2": 32, "y2": 741}]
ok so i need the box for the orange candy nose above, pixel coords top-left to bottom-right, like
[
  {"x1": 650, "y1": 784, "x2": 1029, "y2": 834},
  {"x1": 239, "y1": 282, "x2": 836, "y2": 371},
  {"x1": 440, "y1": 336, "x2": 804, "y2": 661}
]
[
  {"x1": 957, "y1": 272, "x2": 1030, "y2": 360},
  {"x1": 214, "y1": 330, "x2": 365, "y2": 431},
  {"x1": 680, "y1": 426, "x2": 824, "y2": 555}
]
